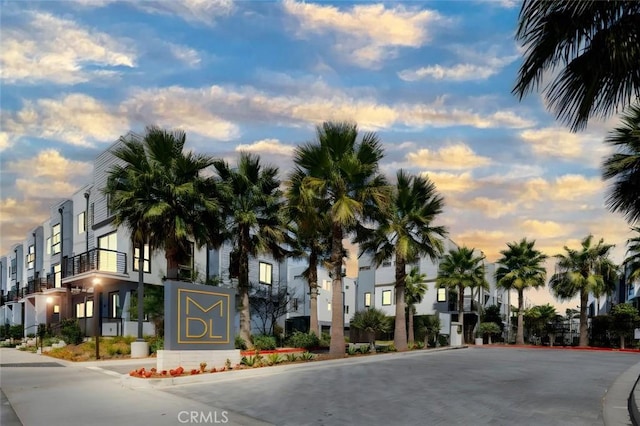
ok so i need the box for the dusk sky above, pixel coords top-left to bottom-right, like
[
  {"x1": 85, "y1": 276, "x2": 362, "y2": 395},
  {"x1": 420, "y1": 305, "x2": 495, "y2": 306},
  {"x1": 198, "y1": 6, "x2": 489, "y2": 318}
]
[{"x1": 0, "y1": 0, "x2": 633, "y2": 310}]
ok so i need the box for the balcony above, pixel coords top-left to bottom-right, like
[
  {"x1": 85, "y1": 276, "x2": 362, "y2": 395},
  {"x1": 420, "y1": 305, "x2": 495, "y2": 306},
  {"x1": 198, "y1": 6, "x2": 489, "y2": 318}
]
[{"x1": 63, "y1": 248, "x2": 128, "y2": 280}]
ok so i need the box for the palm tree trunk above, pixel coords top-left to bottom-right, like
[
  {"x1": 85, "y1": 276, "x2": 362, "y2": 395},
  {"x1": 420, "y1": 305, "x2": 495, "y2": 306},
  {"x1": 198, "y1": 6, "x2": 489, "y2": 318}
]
[
  {"x1": 394, "y1": 256, "x2": 408, "y2": 351},
  {"x1": 620, "y1": 335, "x2": 625, "y2": 349},
  {"x1": 308, "y1": 251, "x2": 319, "y2": 336},
  {"x1": 407, "y1": 307, "x2": 415, "y2": 345},
  {"x1": 239, "y1": 227, "x2": 252, "y2": 349},
  {"x1": 516, "y1": 289, "x2": 525, "y2": 345},
  {"x1": 458, "y1": 284, "x2": 465, "y2": 345},
  {"x1": 329, "y1": 222, "x2": 345, "y2": 358},
  {"x1": 579, "y1": 290, "x2": 589, "y2": 347},
  {"x1": 165, "y1": 242, "x2": 180, "y2": 281}
]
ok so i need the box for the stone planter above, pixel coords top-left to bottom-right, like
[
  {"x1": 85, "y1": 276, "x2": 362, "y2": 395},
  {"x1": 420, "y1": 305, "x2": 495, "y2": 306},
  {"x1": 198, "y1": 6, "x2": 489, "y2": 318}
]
[{"x1": 475, "y1": 337, "x2": 483, "y2": 346}]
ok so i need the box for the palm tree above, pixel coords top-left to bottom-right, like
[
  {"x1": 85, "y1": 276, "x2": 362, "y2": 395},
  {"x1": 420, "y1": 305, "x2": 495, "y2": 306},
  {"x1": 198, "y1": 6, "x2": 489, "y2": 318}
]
[
  {"x1": 214, "y1": 153, "x2": 288, "y2": 348},
  {"x1": 549, "y1": 235, "x2": 618, "y2": 347},
  {"x1": 357, "y1": 170, "x2": 446, "y2": 351},
  {"x1": 495, "y1": 238, "x2": 548, "y2": 345},
  {"x1": 404, "y1": 267, "x2": 428, "y2": 345},
  {"x1": 286, "y1": 169, "x2": 331, "y2": 337},
  {"x1": 602, "y1": 104, "x2": 640, "y2": 224},
  {"x1": 624, "y1": 226, "x2": 640, "y2": 284},
  {"x1": 292, "y1": 121, "x2": 390, "y2": 358},
  {"x1": 350, "y1": 308, "x2": 391, "y2": 353},
  {"x1": 513, "y1": 1, "x2": 640, "y2": 132},
  {"x1": 436, "y1": 246, "x2": 488, "y2": 345}
]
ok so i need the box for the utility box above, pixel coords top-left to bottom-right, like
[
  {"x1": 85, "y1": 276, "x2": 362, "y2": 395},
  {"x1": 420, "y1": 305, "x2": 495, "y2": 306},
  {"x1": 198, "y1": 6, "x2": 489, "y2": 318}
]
[{"x1": 450, "y1": 321, "x2": 463, "y2": 346}]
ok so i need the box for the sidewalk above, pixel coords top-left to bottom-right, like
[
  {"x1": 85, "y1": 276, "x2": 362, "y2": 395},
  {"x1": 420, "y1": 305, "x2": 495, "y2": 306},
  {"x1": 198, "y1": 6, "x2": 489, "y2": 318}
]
[{"x1": 0, "y1": 348, "x2": 271, "y2": 426}]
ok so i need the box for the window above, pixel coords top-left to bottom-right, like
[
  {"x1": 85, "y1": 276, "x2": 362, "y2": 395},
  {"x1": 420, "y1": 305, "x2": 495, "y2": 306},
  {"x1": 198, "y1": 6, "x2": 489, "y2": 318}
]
[
  {"x1": 46, "y1": 237, "x2": 51, "y2": 255},
  {"x1": 382, "y1": 290, "x2": 392, "y2": 306},
  {"x1": 322, "y1": 279, "x2": 331, "y2": 291},
  {"x1": 53, "y1": 305, "x2": 60, "y2": 314},
  {"x1": 259, "y1": 262, "x2": 272, "y2": 285},
  {"x1": 437, "y1": 288, "x2": 447, "y2": 302},
  {"x1": 358, "y1": 266, "x2": 370, "y2": 271},
  {"x1": 26, "y1": 245, "x2": 35, "y2": 269},
  {"x1": 10, "y1": 257, "x2": 17, "y2": 278},
  {"x1": 106, "y1": 194, "x2": 112, "y2": 217},
  {"x1": 52, "y1": 224, "x2": 61, "y2": 254},
  {"x1": 78, "y1": 212, "x2": 86, "y2": 234},
  {"x1": 133, "y1": 244, "x2": 150, "y2": 273},
  {"x1": 76, "y1": 302, "x2": 85, "y2": 318},
  {"x1": 89, "y1": 203, "x2": 95, "y2": 227},
  {"x1": 327, "y1": 302, "x2": 331, "y2": 311},
  {"x1": 110, "y1": 292, "x2": 120, "y2": 318},
  {"x1": 98, "y1": 232, "x2": 118, "y2": 272},
  {"x1": 343, "y1": 305, "x2": 349, "y2": 314},
  {"x1": 53, "y1": 264, "x2": 61, "y2": 288},
  {"x1": 86, "y1": 300, "x2": 94, "y2": 318},
  {"x1": 292, "y1": 298, "x2": 299, "y2": 311},
  {"x1": 178, "y1": 241, "x2": 194, "y2": 280},
  {"x1": 364, "y1": 292, "x2": 371, "y2": 307},
  {"x1": 382, "y1": 261, "x2": 392, "y2": 267}
]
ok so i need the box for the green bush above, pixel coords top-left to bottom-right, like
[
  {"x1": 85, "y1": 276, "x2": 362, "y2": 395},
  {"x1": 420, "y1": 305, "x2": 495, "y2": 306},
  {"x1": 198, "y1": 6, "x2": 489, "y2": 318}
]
[
  {"x1": 146, "y1": 336, "x2": 164, "y2": 354},
  {"x1": 319, "y1": 332, "x2": 331, "y2": 347},
  {"x1": 60, "y1": 319, "x2": 83, "y2": 345},
  {"x1": 286, "y1": 331, "x2": 319, "y2": 350},
  {"x1": 106, "y1": 342, "x2": 131, "y2": 356},
  {"x1": 9, "y1": 325, "x2": 24, "y2": 340},
  {"x1": 235, "y1": 335, "x2": 247, "y2": 350},
  {"x1": 0, "y1": 323, "x2": 10, "y2": 339},
  {"x1": 252, "y1": 335, "x2": 277, "y2": 351}
]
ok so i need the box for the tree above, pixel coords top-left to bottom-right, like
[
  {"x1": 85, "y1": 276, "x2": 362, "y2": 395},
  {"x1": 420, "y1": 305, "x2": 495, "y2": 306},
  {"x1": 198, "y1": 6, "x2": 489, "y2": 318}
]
[
  {"x1": 478, "y1": 322, "x2": 501, "y2": 344},
  {"x1": 549, "y1": 235, "x2": 618, "y2": 347},
  {"x1": 495, "y1": 238, "x2": 548, "y2": 345},
  {"x1": 419, "y1": 315, "x2": 441, "y2": 348},
  {"x1": 624, "y1": 227, "x2": 640, "y2": 284},
  {"x1": 610, "y1": 303, "x2": 640, "y2": 349},
  {"x1": 404, "y1": 267, "x2": 428, "y2": 345},
  {"x1": 524, "y1": 304, "x2": 557, "y2": 345},
  {"x1": 357, "y1": 170, "x2": 446, "y2": 351},
  {"x1": 214, "y1": 153, "x2": 288, "y2": 348},
  {"x1": 105, "y1": 127, "x2": 222, "y2": 340},
  {"x1": 436, "y1": 246, "x2": 488, "y2": 345},
  {"x1": 292, "y1": 122, "x2": 390, "y2": 358},
  {"x1": 350, "y1": 308, "x2": 391, "y2": 353},
  {"x1": 249, "y1": 281, "x2": 293, "y2": 337},
  {"x1": 513, "y1": 1, "x2": 640, "y2": 132},
  {"x1": 602, "y1": 105, "x2": 640, "y2": 224},
  {"x1": 286, "y1": 168, "x2": 332, "y2": 337}
]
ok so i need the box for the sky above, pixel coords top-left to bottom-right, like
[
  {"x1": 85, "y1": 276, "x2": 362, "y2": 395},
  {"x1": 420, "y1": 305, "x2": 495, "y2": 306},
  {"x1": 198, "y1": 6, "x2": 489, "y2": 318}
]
[{"x1": 0, "y1": 0, "x2": 634, "y2": 311}]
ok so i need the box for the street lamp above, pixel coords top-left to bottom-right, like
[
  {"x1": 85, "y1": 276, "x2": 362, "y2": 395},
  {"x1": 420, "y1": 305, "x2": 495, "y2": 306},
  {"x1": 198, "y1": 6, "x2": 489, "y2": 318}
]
[{"x1": 93, "y1": 278, "x2": 101, "y2": 360}]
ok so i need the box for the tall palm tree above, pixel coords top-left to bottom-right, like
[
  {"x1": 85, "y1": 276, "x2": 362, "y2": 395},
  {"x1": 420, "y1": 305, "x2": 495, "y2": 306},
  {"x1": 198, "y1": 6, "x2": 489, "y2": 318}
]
[
  {"x1": 513, "y1": 1, "x2": 640, "y2": 132},
  {"x1": 104, "y1": 127, "x2": 222, "y2": 339},
  {"x1": 286, "y1": 167, "x2": 331, "y2": 336},
  {"x1": 602, "y1": 104, "x2": 640, "y2": 224},
  {"x1": 405, "y1": 266, "x2": 428, "y2": 345},
  {"x1": 292, "y1": 121, "x2": 390, "y2": 358},
  {"x1": 214, "y1": 153, "x2": 288, "y2": 347},
  {"x1": 357, "y1": 170, "x2": 446, "y2": 351},
  {"x1": 436, "y1": 246, "x2": 488, "y2": 345},
  {"x1": 549, "y1": 235, "x2": 618, "y2": 347},
  {"x1": 495, "y1": 238, "x2": 548, "y2": 345},
  {"x1": 624, "y1": 226, "x2": 640, "y2": 284}
]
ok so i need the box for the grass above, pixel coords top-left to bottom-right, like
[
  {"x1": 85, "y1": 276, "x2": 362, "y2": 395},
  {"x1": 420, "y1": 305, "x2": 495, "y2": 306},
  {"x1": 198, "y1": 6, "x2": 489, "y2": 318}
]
[{"x1": 46, "y1": 337, "x2": 135, "y2": 361}]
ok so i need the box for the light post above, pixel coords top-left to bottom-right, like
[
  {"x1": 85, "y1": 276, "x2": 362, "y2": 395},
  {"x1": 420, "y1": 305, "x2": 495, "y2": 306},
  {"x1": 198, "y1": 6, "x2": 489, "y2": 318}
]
[{"x1": 93, "y1": 278, "x2": 101, "y2": 360}]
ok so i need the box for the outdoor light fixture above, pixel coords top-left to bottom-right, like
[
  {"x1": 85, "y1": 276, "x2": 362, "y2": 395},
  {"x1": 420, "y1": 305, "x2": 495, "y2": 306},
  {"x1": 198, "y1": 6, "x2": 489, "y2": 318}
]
[{"x1": 93, "y1": 278, "x2": 101, "y2": 360}]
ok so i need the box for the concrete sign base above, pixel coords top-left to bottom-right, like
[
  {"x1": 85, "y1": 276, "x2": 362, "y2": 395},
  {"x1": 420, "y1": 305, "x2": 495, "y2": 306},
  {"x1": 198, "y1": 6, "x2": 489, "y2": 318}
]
[{"x1": 157, "y1": 349, "x2": 242, "y2": 371}]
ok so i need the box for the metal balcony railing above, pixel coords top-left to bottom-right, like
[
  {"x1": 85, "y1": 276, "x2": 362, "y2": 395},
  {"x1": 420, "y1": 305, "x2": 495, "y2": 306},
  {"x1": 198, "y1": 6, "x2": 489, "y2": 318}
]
[{"x1": 63, "y1": 248, "x2": 128, "y2": 278}]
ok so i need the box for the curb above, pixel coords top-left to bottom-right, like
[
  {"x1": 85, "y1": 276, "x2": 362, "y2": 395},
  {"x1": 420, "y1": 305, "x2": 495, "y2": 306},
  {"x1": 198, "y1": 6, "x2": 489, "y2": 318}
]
[
  {"x1": 603, "y1": 361, "x2": 640, "y2": 426},
  {"x1": 120, "y1": 345, "x2": 468, "y2": 389}
]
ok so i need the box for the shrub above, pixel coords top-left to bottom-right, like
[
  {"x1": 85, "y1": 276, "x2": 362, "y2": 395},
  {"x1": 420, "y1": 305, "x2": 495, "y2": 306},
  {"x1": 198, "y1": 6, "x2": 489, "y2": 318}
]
[
  {"x1": 146, "y1": 336, "x2": 164, "y2": 354},
  {"x1": 300, "y1": 352, "x2": 316, "y2": 361},
  {"x1": 319, "y1": 332, "x2": 331, "y2": 347},
  {"x1": 286, "y1": 331, "x2": 319, "y2": 350},
  {"x1": 266, "y1": 353, "x2": 282, "y2": 365},
  {"x1": 60, "y1": 319, "x2": 83, "y2": 345},
  {"x1": 358, "y1": 344, "x2": 371, "y2": 354},
  {"x1": 347, "y1": 345, "x2": 358, "y2": 355},
  {"x1": 235, "y1": 335, "x2": 247, "y2": 350},
  {"x1": 285, "y1": 352, "x2": 299, "y2": 362},
  {"x1": 106, "y1": 342, "x2": 131, "y2": 356},
  {"x1": 252, "y1": 335, "x2": 277, "y2": 351},
  {"x1": 9, "y1": 325, "x2": 24, "y2": 340}
]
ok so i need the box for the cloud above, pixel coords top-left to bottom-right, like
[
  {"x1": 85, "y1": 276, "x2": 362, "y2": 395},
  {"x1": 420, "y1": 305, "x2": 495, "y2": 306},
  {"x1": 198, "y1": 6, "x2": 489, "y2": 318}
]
[
  {"x1": 399, "y1": 43, "x2": 519, "y2": 82},
  {"x1": 467, "y1": 197, "x2": 518, "y2": 218},
  {"x1": 2, "y1": 94, "x2": 129, "y2": 147},
  {"x1": 0, "y1": 198, "x2": 52, "y2": 254},
  {"x1": 520, "y1": 175, "x2": 604, "y2": 203},
  {"x1": 407, "y1": 143, "x2": 491, "y2": 170},
  {"x1": 519, "y1": 127, "x2": 610, "y2": 166},
  {"x1": 235, "y1": 139, "x2": 295, "y2": 156},
  {"x1": 282, "y1": 0, "x2": 445, "y2": 68},
  {"x1": 453, "y1": 229, "x2": 508, "y2": 260},
  {"x1": 402, "y1": 106, "x2": 534, "y2": 129},
  {"x1": 133, "y1": 0, "x2": 234, "y2": 25},
  {"x1": 422, "y1": 171, "x2": 478, "y2": 193},
  {"x1": 520, "y1": 219, "x2": 569, "y2": 238},
  {"x1": 168, "y1": 43, "x2": 201, "y2": 68},
  {"x1": 7, "y1": 149, "x2": 92, "y2": 180},
  {"x1": 1, "y1": 11, "x2": 135, "y2": 85}
]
